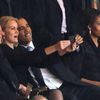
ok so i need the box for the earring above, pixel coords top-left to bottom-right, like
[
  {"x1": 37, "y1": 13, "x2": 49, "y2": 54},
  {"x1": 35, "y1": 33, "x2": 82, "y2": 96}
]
[
  {"x1": 89, "y1": 28, "x2": 91, "y2": 35},
  {"x1": 88, "y1": 26, "x2": 91, "y2": 35}
]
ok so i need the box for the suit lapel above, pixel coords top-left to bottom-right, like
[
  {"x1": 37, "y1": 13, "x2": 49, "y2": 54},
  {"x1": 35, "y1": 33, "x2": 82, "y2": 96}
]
[
  {"x1": 52, "y1": 0, "x2": 62, "y2": 13},
  {"x1": 31, "y1": 67, "x2": 45, "y2": 86}
]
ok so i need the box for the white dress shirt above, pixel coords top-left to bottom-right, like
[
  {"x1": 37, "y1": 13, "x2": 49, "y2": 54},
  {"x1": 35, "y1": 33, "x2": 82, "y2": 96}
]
[
  {"x1": 40, "y1": 68, "x2": 63, "y2": 89},
  {"x1": 21, "y1": 41, "x2": 35, "y2": 51},
  {"x1": 28, "y1": 41, "x2": 35, "y2": 50},
  {"x1": 57, "y1": 0, "x2": 67, "y2": 33}
]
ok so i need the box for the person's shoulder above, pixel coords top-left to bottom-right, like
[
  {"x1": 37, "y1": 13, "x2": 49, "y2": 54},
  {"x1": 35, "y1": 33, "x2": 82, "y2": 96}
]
[
  {"x1": 0, "y1": 44, "x2": 8, "y2": 59},
  {"x1": 0, "y1": 44, "x2": 7, "y2": 48},
  {"x1": 0, "y1": 45, "x2": 4, "y2": 55},
  {"x1": 0, "y1": 44, "x2": 11, "y2": 53},
  {"x1": 15, "y1": 45, "x2": 27, "y2": 52}
]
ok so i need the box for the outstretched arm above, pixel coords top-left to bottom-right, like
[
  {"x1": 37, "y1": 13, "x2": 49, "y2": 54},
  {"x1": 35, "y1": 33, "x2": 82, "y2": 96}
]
[{"x1": 81, "y1": 78, "x2": 100, "y2": 87}]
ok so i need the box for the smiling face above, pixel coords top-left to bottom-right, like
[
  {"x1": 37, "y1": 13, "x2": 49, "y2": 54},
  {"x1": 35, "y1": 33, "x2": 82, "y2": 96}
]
[
  {"x1": 18, "y1": 18, "x2": 32, "y2": 45},
  {"x1": 4, "y1": 20, "x2": 19, "y2": 47}
]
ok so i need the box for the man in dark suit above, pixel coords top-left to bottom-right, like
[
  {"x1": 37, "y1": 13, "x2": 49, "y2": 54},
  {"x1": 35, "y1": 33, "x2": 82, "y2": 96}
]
[
  {"x1": 17, "y1": 17, "x2": 46, "y2": 89},
  {"x1": 17, "y1": 17, "x2": 67, "y2": 100},
  {"x1": 28, "y1": 0, "x2": 100, "y2": 100}
]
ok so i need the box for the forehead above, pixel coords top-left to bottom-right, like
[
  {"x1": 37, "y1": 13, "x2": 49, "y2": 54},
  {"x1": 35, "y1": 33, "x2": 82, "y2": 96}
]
[
  {"x1": 6, "y1": 20, "x2": 18, "y2": 26},
  {"x1": 18, "y1": 18, "x2": 28, "y2": 26}
]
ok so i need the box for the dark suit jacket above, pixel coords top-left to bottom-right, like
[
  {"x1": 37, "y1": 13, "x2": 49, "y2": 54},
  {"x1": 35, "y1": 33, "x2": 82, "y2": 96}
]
[
  {"x1": 0, "y1": 47, "x2": 19, "y2": 92},
  {"x1": 13, "y1": 64, "x2": 45, "y2": 88},
  {"x1": 1, "y1": 43, "x2": 85, "y2": 87},
  {"x1": 1, "y1": 44, "x2": 47, "y2": 67},
  {"x1": 0, "y1": 0, "x2": 11, "y2": 16},
  {"x1": 47, "y1": 52, "x2": 84, "y2": 85},
  {"x1": 0, "y1": 0, "x2": 29, "y2": 17},
  {"x1": 0, "y1": 80, "x2": 26, "y2": 100},
  {"x1": 12, "y1": 44, "x2": 46, "y2": 87},
  {"x1": 30, "y1": 67, "x2": 45, "y2": 86},
  {"x1": 0, "y1": 44, "x2": 47, "y2": 87},
  {"x1": 0, "y1": 0, "x2": 31, "y2": 22},
  {"x1": 0, "y1": 48, "x2": 27, "y2": 100},
  {"x1": 31, "y1": 0, "x2": 81, "y2": 47}
]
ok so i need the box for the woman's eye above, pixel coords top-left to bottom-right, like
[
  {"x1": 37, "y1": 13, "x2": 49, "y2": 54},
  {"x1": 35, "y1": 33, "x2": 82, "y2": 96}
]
[{"x1": 11, "y1": 27, "x2": 15, "y2": 30}]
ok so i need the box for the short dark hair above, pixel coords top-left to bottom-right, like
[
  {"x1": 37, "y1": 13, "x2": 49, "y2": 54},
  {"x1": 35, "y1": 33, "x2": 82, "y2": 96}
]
[{"x1": 86, "y1": 9, "x2": 100, "y2": 25}]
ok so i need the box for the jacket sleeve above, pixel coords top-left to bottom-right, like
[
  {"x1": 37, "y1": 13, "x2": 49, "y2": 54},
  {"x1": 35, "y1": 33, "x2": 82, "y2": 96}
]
[{"x1": 0, "y1": 48, "x2": 19, "y2": 92}]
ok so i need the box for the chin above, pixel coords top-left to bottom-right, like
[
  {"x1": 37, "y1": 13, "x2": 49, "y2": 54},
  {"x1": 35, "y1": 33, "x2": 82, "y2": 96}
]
[{"x1": 14, "y1": 40, "x2": 18, "y2": 43}]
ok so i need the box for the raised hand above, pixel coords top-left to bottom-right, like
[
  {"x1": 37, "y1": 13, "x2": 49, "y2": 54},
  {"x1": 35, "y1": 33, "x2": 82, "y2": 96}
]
[
  {"x1": 55, "y1": 40, "x2": 71, "y2": 51},
  {"x1": 58, "y1": 34, "x2": 83, "y2": 55}
]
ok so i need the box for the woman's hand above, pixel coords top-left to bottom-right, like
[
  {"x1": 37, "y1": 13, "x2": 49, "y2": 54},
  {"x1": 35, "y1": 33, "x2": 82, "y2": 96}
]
[{"x1": 19, "y1": 84, "x2": 27, "y2": 96}]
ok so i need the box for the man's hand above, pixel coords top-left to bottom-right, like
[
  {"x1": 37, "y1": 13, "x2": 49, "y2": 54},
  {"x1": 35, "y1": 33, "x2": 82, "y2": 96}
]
[
  {"x1": 55, "y1": 40, "x2": 71, "y2": 51},
  {"x1": 57, "y1": 34, "x2": 83, "y2": 55},
  {"x1": 66, "y1": 34, "x2": 83, "y2": 52},
  {"x1": 45, "y1": 35, "x2": 83, "y2": 56},
  {"x1": 19, "y1": 84, "x2": 27, "y2": 96},
  {"x1": 74, "y1": 34, "x2": 83, "y2": 46}
]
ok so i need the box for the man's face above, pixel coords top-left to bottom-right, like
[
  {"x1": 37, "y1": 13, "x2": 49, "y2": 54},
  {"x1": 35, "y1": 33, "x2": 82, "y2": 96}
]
[{"x1": 18, "y1": 18, "x2": 32, "y2": 44}]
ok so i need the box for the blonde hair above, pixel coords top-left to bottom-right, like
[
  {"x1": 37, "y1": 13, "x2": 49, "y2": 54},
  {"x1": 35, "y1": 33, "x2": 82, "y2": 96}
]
[
  {"x1": 0, "y1": 16, "x2": 18, "y2": 46},
  {"x1": 0, "y1": 16, "x2": 18, "y2": 32}
]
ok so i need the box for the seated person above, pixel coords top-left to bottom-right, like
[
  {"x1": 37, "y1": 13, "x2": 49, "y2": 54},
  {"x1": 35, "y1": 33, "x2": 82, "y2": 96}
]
[
  {"x1": 17, "y1": 17, "x2": 64, "y2": 100},
  {"x1": 0, "y1": 24, "x2": 28, "y2": 100},
  {"x1": 80, "y1": 9, "x2": 100, "y2": 87}
]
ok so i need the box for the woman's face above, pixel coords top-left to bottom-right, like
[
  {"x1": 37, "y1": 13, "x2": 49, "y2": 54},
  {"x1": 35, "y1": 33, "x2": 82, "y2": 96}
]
[
  {"x1": 4, "y1": 20, "x2": 19, "y2": 44},
  {"x1": 91, "y1": 16, "x2": 100, "y2": 37}
]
